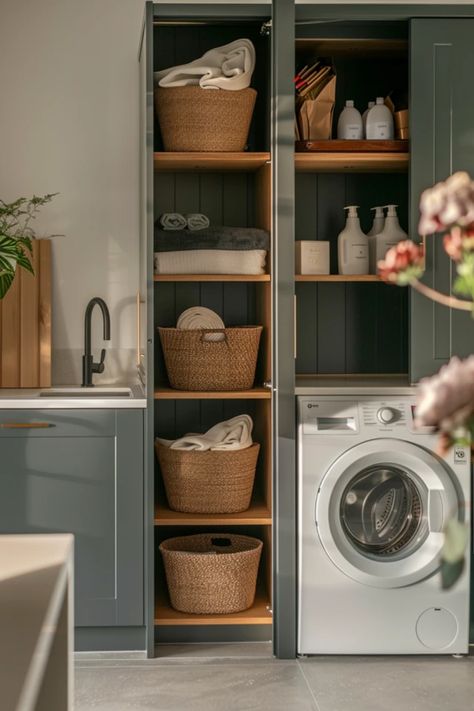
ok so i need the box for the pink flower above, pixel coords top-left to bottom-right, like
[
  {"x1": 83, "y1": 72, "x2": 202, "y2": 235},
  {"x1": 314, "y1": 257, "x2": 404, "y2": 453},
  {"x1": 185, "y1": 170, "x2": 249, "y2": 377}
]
[
  {"x1": 419, "y1": 171, "x2": 474, "y2": 235},
  {"x1": 415, "y1": 356, "x2": 474, "y2": 431},
  {"x1": 378, "y1": 240, "x2": 424, "y2": 284}
]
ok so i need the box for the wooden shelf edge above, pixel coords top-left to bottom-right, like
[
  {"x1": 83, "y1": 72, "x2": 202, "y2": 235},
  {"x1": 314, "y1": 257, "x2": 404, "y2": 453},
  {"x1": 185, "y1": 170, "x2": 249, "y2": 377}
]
[
  {"x1": 154, "y1": 588, "x2": 272, "y2": 626},
  {"x1": 154, "y1": 387, "x2": 272, "y2": 400},
  {"x1": 154, "y1": 152, "x2": 271, "y2": 172},
  {"x1": 295, "y1": 152, "x2": 409, "y2": 173},
  {"x1": 154, "y1": 500, "x2": 272, "y2": 526},
  {"x1": 295, "y1": 274, "x2": 381, "y2": 282},
  {"x1": 154, "y1": 274, "x2": 271, "y2": 283}
]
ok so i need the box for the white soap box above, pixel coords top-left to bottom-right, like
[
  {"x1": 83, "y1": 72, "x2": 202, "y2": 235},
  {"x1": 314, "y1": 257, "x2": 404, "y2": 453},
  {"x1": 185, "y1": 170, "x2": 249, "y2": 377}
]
[{"x1": 295, "y1": 241, "x2": 330, "y2": 275}]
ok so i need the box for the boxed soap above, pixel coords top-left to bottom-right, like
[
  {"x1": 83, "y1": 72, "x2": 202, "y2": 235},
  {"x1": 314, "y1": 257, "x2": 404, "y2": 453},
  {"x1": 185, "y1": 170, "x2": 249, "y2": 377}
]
[{"x1": 295, "y1": 241, "x2": 330, "y2": 275}]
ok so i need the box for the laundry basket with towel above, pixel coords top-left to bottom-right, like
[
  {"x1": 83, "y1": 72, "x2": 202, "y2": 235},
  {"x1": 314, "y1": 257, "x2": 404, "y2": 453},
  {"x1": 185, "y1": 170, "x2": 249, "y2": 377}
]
[
  {"x1": 159, "y1": 307, "x2": 262, "y2": 391},
  {"x1": 160, "y1": 533, "x2": 263, "y2": 614},
  {"x1": 156, "y1": 415, "x2": 259, "y2": 514},
  {"x1": 154, "y1": 39, "x2": 257, "y2": 152}
]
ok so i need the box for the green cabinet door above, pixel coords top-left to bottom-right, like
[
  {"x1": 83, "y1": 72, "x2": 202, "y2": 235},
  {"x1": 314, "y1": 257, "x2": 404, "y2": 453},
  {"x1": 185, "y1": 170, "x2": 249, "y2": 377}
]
[
  {"x1": 410, "y1": 19, "x2": 474, "y2": 382},
  {"x1": 0, "y1": 409, "x2": 144, "y2": 628}
]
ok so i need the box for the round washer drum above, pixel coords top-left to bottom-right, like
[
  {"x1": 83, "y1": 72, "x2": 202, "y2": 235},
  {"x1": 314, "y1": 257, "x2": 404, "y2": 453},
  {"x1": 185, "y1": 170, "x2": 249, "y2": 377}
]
[{"x1": 315, "y1": 439, "x2": 460, "y2": 589}]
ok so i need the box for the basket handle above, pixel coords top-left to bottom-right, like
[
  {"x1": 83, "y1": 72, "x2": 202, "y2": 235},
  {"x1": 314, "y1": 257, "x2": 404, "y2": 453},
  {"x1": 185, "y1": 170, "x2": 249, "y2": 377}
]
[
  {"x1": 211, "y1": 537, "x2": 232, "y2": 548},
  {"x1": 200, "y1": 329, "x2": 228, "y2": 345}
]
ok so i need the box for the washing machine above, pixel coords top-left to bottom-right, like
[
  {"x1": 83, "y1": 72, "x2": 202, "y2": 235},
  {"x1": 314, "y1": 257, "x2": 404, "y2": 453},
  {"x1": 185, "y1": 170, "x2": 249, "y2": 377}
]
[{"x1": 297, "y1": 394, "x2": 471, "y2": 655}]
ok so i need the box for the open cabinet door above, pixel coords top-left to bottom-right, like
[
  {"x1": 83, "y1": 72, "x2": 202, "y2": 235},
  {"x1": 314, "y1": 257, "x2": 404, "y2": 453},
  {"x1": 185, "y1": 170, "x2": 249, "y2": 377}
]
[
  {"x1": 410, "y1": 19, "x2": 474, "y2": 382},
  {"x1": 138, "y1": 0, "x2": 155, "y2": 658}
]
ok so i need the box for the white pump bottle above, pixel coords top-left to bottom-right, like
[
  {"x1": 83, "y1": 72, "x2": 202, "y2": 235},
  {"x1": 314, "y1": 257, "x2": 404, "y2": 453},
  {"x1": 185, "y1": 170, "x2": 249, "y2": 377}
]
[
  {"x1": 337, "y1": 100, "x2": 363, "y2": 140},
  {"x1": 337, "y1": 206, "x2": 369, "y2": 275},
  {"x1": 368, "y1": 206, "x2": 386, "y2": 273},
  {"x1": 374, "y1": 204, "x2": 408, "y2": 267}
]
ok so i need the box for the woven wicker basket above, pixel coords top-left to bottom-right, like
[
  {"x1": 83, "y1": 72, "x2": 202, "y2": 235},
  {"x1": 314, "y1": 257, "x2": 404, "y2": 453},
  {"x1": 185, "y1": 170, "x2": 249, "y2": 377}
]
[
  {"x1": 155, "y1": 441, "x2": 260, "y2": 514},
  {"x1": 158, "y1": 326, "x2": 262, "y2": 391},
  {"x1": 154, "y1": 86, "x2": 257, "y2": 152},
  {"x1": 160, "y1": 533, "x2": 262, "y2": 614}
]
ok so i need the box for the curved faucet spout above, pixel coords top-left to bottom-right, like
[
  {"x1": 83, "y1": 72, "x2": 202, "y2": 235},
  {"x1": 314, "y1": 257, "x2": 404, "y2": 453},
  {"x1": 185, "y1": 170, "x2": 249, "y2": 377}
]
[{"x1": 82, "y1": 297, "x2": 111, "y2": 387}]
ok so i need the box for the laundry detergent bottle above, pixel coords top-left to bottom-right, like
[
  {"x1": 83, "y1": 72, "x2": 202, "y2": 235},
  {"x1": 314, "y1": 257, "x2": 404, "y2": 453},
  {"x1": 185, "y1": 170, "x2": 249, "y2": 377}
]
[
  {"x1": 362, "y1": 101, "x2": 375, "y2": 138},
  {"x1": 375, "y1": 204, "x2": 408, "y2": 266},
  {"x1": 366, "y1": 97, "x2": 394, "y2": 140},
  {"x1": 368, "y1": 206, "x2": 386, "y2": 273},
  {"x1": 337, "y1": 100, "x2": 363, "y2": 140},
  {"x1": 338, "y1": 205, "x2": 369, "y2": 275}
]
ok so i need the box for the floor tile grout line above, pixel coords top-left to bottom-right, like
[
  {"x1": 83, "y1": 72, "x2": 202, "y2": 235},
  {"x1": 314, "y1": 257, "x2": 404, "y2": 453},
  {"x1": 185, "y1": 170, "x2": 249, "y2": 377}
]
[{"x1": 297, "y1": 659, "x2": 323, "y2": 711}]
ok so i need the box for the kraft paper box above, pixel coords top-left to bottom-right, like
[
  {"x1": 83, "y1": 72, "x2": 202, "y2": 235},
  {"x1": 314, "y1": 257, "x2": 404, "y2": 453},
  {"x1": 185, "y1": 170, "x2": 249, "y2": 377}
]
[
  {"x1": 297, "y1": 76, "x2": 336, "y2": 141},
  {"x1": 295, "y1": 241, "x2": 330, "y2": 275}
]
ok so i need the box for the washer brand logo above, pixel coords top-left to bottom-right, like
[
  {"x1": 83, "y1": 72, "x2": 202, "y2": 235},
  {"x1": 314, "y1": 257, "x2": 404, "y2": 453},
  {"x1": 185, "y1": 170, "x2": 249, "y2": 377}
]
[
  {"x1": 307, "y1": 404, "x2": 318, "y2": 409},
  {"x1": 454, "y1": 448, "x2": 467, "y2": 463}
]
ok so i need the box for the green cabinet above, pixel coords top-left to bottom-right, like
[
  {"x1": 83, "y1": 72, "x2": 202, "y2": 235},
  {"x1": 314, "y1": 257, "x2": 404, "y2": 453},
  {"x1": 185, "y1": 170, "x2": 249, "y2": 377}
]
[
  {"x1": 0, "y1": 409, "x2": 144, "y2": 629},
  {"x1": 410, "y1": 19, "x2": 474, "y2": 381}
]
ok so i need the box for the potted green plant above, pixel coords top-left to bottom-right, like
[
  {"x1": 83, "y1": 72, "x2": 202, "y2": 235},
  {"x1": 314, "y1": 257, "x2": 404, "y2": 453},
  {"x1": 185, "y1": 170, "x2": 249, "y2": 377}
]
[{"x1": 0, "y1": 193, "x2": 57, "y2": 299}]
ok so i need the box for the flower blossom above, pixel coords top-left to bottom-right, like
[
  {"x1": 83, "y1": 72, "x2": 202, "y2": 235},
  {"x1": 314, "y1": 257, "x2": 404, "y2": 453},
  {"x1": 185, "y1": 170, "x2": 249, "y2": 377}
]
[
  {"x1": 378, "y1": 240, "x2": 424, "y2": 285},
  {"x1": 419, "y1": 171, "x2": 474, "y2": 235}
]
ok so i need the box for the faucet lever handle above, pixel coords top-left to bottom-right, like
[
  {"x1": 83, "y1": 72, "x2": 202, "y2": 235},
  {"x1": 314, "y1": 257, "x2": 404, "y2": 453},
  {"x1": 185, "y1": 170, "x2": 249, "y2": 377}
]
[{"x1": 97, "y1": 348, "x2": 106, "y2": 374}]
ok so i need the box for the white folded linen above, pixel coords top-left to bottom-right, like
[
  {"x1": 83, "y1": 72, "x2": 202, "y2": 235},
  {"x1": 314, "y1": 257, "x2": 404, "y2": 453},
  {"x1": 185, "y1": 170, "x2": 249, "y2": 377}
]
[
  {"x1": 159, "y1": 213, "x2": 187, "y2": 231},
  {"x1": 154, "y1": 249, "x2": 267, "y2": 275},
  {"x1": 154, "y1": 39, "x2": 256, "y2": 91},
  {"x1": 157, "y1": 414, "x2": 253, "y2": 451},
  {"x1": 176, "y1": 306, "x2": 224, "y2": 331},
  {"x1": 185, "y1": 213, "x2": 210, "y2": 231}
]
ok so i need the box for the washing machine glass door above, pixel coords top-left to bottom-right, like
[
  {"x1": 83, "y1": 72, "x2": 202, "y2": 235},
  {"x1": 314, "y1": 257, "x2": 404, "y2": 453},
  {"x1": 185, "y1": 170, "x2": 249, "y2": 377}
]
[{"x1": 316, "y1": 439, "x2": 460, "y2": 588}]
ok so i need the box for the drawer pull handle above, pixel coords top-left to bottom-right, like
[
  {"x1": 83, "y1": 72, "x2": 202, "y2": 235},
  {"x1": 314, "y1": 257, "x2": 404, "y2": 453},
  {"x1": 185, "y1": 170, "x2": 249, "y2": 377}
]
[{"x1": 0, "y1": 422, "x2": 55, "y2": 429}]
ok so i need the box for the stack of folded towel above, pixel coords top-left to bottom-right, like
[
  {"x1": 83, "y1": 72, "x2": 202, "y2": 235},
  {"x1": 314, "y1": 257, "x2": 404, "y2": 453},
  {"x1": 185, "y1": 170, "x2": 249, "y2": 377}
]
[
  {"x1": 154, "y1": 218, "x2": 270, "y2": 275},
  {"x1": 156, "y1": 414, "x2": 253, "y2": 451}
]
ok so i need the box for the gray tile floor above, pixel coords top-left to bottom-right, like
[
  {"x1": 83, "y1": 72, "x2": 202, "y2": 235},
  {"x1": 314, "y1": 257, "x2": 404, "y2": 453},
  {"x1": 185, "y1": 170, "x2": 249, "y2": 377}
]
[{"x1": 75, "y1": 643, "x2": 474, "y2": 711}]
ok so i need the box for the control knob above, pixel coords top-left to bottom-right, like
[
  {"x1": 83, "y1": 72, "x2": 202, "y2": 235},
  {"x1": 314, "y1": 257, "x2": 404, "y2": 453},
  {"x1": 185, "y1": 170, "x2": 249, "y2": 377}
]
[{"x1": 377, "y1": 407, "x2": 396, "y2": 424}]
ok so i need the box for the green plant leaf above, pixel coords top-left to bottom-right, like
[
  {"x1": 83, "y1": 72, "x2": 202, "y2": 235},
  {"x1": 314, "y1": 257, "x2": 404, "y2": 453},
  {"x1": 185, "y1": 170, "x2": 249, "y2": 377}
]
[{"x1": 0, "y1": 270, "x2": 15, "y2": 299}]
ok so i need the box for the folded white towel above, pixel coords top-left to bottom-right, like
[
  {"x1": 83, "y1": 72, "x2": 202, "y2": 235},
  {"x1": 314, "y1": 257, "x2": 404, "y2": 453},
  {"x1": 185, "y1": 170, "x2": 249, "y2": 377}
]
[
  {"x1": 157, "y1": 414, "x2": 253, "y2": 451},
  {"x1": 154, "y1": 39, "x2": 256, "y2": 91},
  {"x1": 154, "y1": 249, "x2": 267, "y2": 275},
  {"x1": 186, "y1": 213, "x2": 210, "y2": 231},
  {"x1": 160, "y1": 213, "x2": 187, "y2": 231}
]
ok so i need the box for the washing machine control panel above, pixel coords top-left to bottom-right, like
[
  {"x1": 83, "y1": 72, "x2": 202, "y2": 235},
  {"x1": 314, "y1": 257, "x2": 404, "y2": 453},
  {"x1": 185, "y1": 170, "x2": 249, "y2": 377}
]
[
  {"x1": 376, "y1": 407, "x2": 398, "y2": 424},
  {"x1": 300, "y1": 399, "x2": 418, "y2": 435}
]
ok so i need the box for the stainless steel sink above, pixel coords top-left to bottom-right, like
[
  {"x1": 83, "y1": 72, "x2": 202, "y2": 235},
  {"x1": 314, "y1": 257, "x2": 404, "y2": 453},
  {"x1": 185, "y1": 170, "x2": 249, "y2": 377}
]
[{"x1": 39, "y1": 387, "x2": 132, "y2": 398}]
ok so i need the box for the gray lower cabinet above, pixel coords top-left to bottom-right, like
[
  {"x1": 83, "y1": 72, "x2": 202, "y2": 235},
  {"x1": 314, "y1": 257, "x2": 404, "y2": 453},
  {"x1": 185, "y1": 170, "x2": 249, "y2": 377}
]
[
  {"x1": 410, "y1": 18, "x2": 474, "y2": 381},
  {"x1": 0, "y1": 409, "x2": 144, "y2": 628}
]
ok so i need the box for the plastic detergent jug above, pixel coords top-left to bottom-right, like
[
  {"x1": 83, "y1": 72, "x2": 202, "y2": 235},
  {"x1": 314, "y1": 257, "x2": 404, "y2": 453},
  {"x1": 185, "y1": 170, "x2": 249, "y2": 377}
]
[
  {"x1": 368, "y1": 206, "x2": 386, "y2": 273},
  {"x1": 337, "y1": 206, "x2": 369, "y2": 275},
  {"x1": 366, "y1": 97, "x2": 394, "y2": 140},
  {"x1": 362, "y1": 101, "x2": 375, "y2": 137},
  {"x1": 337, "y1": 100, "x2": 363, "y2": 140},
  {"x1": 374, "y1": 204, "x2": 408, "y2": 267}
]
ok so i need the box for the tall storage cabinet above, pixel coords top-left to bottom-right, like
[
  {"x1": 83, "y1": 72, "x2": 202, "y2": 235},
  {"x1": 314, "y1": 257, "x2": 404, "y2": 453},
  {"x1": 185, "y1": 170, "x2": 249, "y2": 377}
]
[{"x1": 140, "y1": 2, "x2": 474, "y2": 659}]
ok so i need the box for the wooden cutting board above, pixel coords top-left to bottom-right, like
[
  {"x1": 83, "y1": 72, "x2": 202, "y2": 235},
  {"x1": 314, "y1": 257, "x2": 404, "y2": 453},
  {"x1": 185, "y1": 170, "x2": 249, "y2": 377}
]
[{"x1": 0, "y1": 239, "x2": 51, "y2": 388}]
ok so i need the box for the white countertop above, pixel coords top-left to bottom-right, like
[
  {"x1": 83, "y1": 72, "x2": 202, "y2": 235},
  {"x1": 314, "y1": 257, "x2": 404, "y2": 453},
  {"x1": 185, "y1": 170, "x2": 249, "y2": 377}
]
[
  {"x1": 0, "y1": 534, "x2": 73, "y2": 711},
  {"x1": 295, "y1": 375, "x2": 416, "y2": 395},
  {"x1": 0, "y1": 384, "x2": 147, "y2": 409}
]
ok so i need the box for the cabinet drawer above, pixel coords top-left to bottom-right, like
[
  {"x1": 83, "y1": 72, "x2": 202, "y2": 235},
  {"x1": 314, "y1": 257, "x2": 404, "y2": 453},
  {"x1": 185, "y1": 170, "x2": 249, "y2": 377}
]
[{"x1": 0, "y1": 409, "x2": 116, "y2": 437}]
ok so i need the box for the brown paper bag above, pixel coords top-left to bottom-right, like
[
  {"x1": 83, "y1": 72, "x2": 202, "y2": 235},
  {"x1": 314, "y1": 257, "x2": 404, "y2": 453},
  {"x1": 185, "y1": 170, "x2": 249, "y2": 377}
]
[{"x1": 298, "y1": 76, "x2": 336, "y2": 140}]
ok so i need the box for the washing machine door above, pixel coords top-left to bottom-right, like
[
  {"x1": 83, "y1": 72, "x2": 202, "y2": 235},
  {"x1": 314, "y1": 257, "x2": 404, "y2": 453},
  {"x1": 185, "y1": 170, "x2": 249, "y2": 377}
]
[{"x1": 315, "y1": 439, "x2": 460, "y2": 588}]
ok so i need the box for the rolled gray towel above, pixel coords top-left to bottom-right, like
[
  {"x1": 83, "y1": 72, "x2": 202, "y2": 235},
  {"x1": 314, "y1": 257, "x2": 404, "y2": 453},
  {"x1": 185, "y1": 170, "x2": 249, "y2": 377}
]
[
  {"x1": 159, "y1": 213, "x2": 187, "y2": 231},
  {"x1": 154, "y1": 225, "x2": 270, "y2": 252},
  {"x1": 186, "y1": 213, "x2": 210, "y2": 231}
]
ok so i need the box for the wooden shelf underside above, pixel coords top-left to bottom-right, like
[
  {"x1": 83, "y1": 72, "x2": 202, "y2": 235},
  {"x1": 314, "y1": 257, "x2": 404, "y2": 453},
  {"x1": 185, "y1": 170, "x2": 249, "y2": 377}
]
[
  {"x1": 296, "y1": 274, "x2": 381, "y2": 282},
  {"x1": 295, "y1": 152, "x2": 409, "y2": 173},
  {"x1": 155, "y1": 588, "x2": 272, "y2": 626},
  {"x1": 155, "y1": 499, "x2": 272, "y2": 526},
  {"x1": 154, "y1": 387, "x2": 271, "y2": 400},
  {"x1": 154, "y1": 274, "x2": 271, "y2": 283},
  {"x1": 154, "y1": 152, "x2": 270, "y2": 172}
]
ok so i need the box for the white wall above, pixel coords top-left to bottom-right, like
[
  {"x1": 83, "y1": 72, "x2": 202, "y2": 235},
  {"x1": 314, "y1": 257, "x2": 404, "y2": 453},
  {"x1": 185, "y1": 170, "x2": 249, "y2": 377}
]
[{"x1": 0, "y1": 0, "x2": 144, "y2": 384}]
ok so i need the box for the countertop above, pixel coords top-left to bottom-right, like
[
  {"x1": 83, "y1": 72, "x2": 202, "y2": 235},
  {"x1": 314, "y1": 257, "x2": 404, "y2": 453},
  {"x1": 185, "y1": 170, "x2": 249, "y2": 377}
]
[
  {"x1": 0, "y1": 534, "x2": 73, "y2": 711},
  {"x1": 295, "y1": 375, "x2": 416, "y2": 395},
  {"x1": 0, "y1": 384, "x2": 147, "y2": 409}
]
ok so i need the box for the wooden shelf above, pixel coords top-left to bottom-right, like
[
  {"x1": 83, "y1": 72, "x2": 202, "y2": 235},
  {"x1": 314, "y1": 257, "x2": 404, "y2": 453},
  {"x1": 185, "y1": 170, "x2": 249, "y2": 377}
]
[
  {"x1": 154, "y1": 152, "x2": 271, "y2": 172},
  {"x1": 295, "y1": 152, "x2": 409, "y2": 173},
  {"x1": 296, "y1": 274, "x2": 381, "y2": 282},
  {"x1": 154, "y1": 274, "x2": 271, "y2": 283},
  {"x1": 154, "y1": 387, "x2": 272, "y2": 400},
  {"x1": 154, "y1": 587, "x2": 272, "y2": 626},
  {"x1": 154, "y1": 499, "x2": 272, "y2": 526}
]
